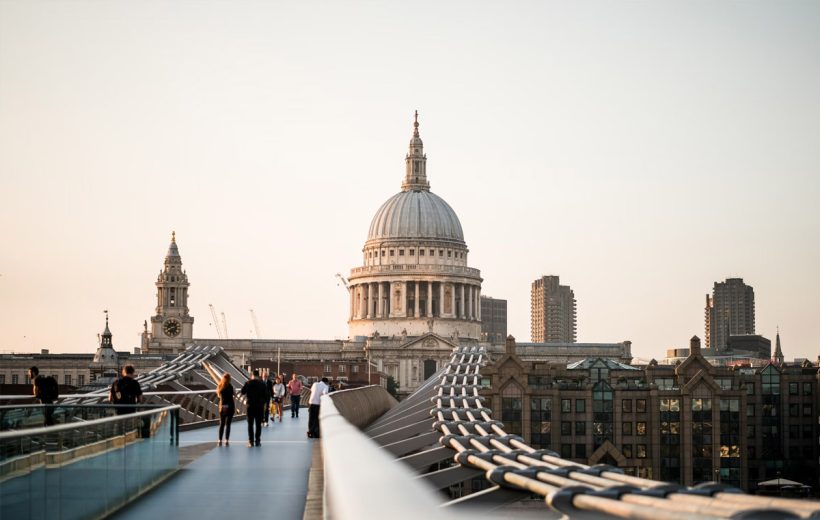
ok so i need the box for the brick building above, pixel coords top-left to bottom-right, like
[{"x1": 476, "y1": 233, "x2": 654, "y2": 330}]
[{"x1": 480, "y1": 336, "x2": 819, "y2": 492}]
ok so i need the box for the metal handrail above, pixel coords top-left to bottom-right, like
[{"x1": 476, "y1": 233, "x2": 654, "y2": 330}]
[{"x1": 0, "y1": 404, "x2": 179, "y2": 440}]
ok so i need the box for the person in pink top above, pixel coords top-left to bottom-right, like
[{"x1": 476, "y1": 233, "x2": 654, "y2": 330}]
[{"x1": 287, "y1": 373, "x2": 303, "y2": 418}]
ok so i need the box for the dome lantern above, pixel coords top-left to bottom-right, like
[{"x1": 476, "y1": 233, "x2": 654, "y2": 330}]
[{"x1": 401, "y1": 110, "x2": 430, "y2": 192}]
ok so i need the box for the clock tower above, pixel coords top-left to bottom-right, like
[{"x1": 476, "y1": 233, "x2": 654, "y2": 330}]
[{"x1": 144, "y1": 232, "x2": 194, "y2": 354}]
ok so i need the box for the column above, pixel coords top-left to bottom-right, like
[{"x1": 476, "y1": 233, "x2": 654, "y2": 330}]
[
  {"x1": 427, "y1": 281, "x2": 433, "y2": 317},
  {"x1": 358, "y1": 285, "x2": 365, "y2": 319},
  {"x1": 377, "y1": 282, "x2": 384, "y2": 318},
  {"x1": 459, "y1": 284, "x2": 465, "y2": 319},
  {"x1": 450, "y1": 283, "x2": 456, "y2": 318},
  {"x1": 349, "y1": 284, "x2": 355, "y2": 320},
  {"x1": 367, "y1": 283, "x2": 374, "y2": 319},
  {"x1": 414, "y1": 281, "x2": 420, "y2": 317},
  {"x1": 477, "y1": 287, "x2": 481, "y2": 320},
  {"x1": 402, "y1": 281, "x2": 408, "y2": 317},
  {"x1": 468, "y1": 286, "x2": 474, "y2": 319},
  {"x1": 439, "y1": 282, "x2": 445, "y2": 318}
]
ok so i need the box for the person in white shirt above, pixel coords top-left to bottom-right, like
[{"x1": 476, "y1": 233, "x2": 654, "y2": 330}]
[
  {"x1": 307, "y1": 377, "x2": 329, "y2": 438},
  {"x1": 271, "y1": 377, "x2": 286, "y2": 422}
]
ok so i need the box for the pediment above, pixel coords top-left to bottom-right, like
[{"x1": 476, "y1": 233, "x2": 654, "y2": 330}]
[
  {"x1": 588, "y1": 440, "x2": 627, "y2": 466},
  {"x1": 675, "y1": 352, "x2": 713, "y2": 377},
  {"x1": 399, "y1": 332, "x2": 457, "y2": 351},
  {"x1": 682, "y1": 369, "x2": 721, "y2": 394}
]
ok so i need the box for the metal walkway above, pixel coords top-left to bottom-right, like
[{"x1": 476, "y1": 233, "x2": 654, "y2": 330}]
[{"x1": 111, "y1": 414, "x2": 313, "y2": 520}]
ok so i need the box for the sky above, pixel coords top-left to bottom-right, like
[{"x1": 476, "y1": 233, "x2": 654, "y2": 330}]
[{"x1": 1, "y1": 1, "x2": 818, "y2": 362}]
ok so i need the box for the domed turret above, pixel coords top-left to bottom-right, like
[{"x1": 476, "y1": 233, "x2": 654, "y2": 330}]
[{"x1": 347, "y1": 113, "x2": 482, "y2": 342}]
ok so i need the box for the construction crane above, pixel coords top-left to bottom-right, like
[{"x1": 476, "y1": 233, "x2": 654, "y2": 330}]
[
  {"x1": 250, "y1": 309, "x2": 262, "y2": 339},
  {"x1": 221, "y1": 312, "x2": 229, "y2": 339},
  {"x1": 209, "y1": 304, "x2": 224, "y2": 339},
  {"x1": 335, "y1": 273, "x2": 350, "y2": 289}
]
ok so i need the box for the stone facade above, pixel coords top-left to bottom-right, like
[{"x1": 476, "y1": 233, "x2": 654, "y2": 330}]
[{"x1": 480, "y1": 336, "x2": 820, "y2": 492}]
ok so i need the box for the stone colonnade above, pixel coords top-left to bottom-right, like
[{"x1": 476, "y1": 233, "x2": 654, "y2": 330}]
[{"x1": 349, "y1": 281, "x2": 481, "y2": 321}]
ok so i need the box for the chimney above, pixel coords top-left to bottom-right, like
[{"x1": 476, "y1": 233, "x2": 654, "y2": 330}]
[
  {"x1": 690, "y1": 336, "x2": 701, "y2": 356},
  {"x1": 40, "y1": 349, "x2": 49, "y2": 355},
  {"x1": 505, "y1": 335, "x2": 516, "y2": 355}
]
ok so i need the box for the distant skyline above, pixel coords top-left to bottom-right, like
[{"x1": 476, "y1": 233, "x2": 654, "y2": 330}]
[{"x1": 1, "y1": 1, "x2": 818, "y2": 362}]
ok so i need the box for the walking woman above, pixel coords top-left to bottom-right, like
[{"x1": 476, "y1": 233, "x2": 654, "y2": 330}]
[{"x1": 217, "y1": 373, "x2": 235, "y2": 446}]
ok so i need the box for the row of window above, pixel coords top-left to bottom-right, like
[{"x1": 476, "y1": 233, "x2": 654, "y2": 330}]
[
  {"x1": 559, "y1": 443, "x2": 649, "y2": 459},
  {"x1": 367, "y1": 248, "x2": 464, "y2": 259},
  {"x1": 323, "y1": 364, "x2": 360, "y2": 374},
  {"x1": 0, "y1": 373, "x2": 86, "y2": 386}
]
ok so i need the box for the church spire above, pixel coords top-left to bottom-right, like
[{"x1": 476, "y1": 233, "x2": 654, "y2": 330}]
[
  {"x1": 773, "y1": 326, "x2": 784, "y2": 365},
  {"x1": 402, "y1": 110, "x2": 430, "y2": 192}
]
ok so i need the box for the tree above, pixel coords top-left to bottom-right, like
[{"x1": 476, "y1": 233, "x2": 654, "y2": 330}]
[{"x1": 386, "y1": 376, "x2": 399, "y2": 399}]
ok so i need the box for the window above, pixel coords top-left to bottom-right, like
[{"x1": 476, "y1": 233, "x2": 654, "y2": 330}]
[
  {"x1": 561, "y1": 399, "x2": 571, "y2": 413},
  {"x1": 78, "y1": 374, "x2": 85, "y2": 386},
  {"x1": 803, "y1": 404, "x2": 812, "y2": 417},
  {"x1": 789, "y1": 424, "x2": 800, "y2": 439},
  {"x1": 561, "y1": 421, "x2": 571, "y2": 435},
  {"x1": 530, "y1": 398, "x2": 552, "y2": 448},
  {"x1": 399, "y1": 249, "x2": 404, "y2": 256},
  {"x1": 352, "y1": 365, "x2": 359, "y2": 374},
  {"x1": 636, "y1": 422, "x2": 647, "y2": 436},
  {"x1": 655, "y1": 377, "x2": 675, "y2": 390},
  {"x1": 789, "y1": 382, "x2": 799, "y2": 395},
  {"x1": 803, "y1": 424, "x2": 814, "y2": 439},
  {"x1": 622, "y1": 399, "x2": 632, "y2": 413},
  {"x1": 636, "y1": 444, "x2": 647, "y2": 458},
  {"x1": 389, "y1": 250, "x2": 395, "y2": 256},
  {"x1": 429, "y1": 249, "x2": 434, "y2": 256},
  {"x1": 575, "y1": 444, "x2": 586, "y2": 458},
  {"x1": 789, "y1": 403, "x2": 800, "y2": 417},
  {"x1": 528, "y1": 375, "x2": 550, "y2": 389},
  {"x1": 748, "y1": 446, "x2": 756, "y2": 460},
  {"x1": 623, "y1": 444, "x2": 633, "y2": 458},
  {"x1": 324, "y1": 364, "x2": 332, "y2": 374},
  {"x1": 636, "y1": 399, "x2": 646, "y2": 413},
  {"x1": 409, "y1": 249, "x2": 414, "y2": 256},
  {"x1": 439, "y1": 250, "x2": 444, "y2": 257},
  {"x1": 716, "y1": 378, "x2": 732, "y2": 390},
  {"x1": 561, "y1": 444, "x2": 572, "y2": 458},
  {"x1": 761, "y1": 366, "x2": 780, "y2": 395},
  {"x1": 64, "y1": 374, "x2": 72, "y2": 385},
  {"x1": 575, "y1": 422, "x2": 586, "y2": 435},
  {"x1": 804, "y1": 382, "x2": 813, "y2": 396},
  {"x1": 501, "y1": 385, "x2": 523, "y2": 435},
  {"x1": 447, "y1": 250, "x2": 451, "y2": 258},
  {"x1": 575, "y1": 399, "x2": 585, "y2": 413},
  {"x1": 622, "y1": 422, "x2": 632, "y2": 435},
  {"x1": 419, "y1": 249, "x2": 425, "y2": 256},
  {"x1": 746, "y1": 382, "x2": 754, "y2": 395},
  {"x1": 747, "y1": 425, "x2": 755, "y2": 439},
  {"x1": 0, "y1": 374, "x2": 4, "y2": 384},
  {"x1": 747, "y1": 404, "x2": 755, "y2": 417},
  {"x1": 339, "y1": 365, "x2": 346, "y2": 374},
  {"x1": 11, "y1": 374, "x2": 18, "y2": 384}
]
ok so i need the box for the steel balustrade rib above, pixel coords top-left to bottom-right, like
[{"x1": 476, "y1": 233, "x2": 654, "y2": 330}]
[{"x1": 356, "y1": 345, "x2": 820, "y2": 519}]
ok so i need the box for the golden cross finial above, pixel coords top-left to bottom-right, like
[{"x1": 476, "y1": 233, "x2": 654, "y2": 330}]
[{"x1": 171, "y1": 230, "x2": 176, "y2": 243}]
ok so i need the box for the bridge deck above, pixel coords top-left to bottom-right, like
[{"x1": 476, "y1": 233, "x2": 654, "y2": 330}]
[{"x1": 112, "y1": 414, "x2": 314, "y2": 520}]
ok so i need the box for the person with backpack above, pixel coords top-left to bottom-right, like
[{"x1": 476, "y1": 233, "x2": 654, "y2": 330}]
[
  {"x1": 28, "y1": 366, "x2": 58, "y2": 426},
  {"x1": 240, "y1": 369, "x2": 268, "y2": 447},
  {"x1": 109, "y1": 365, "x2": 143, "y2": 415}
]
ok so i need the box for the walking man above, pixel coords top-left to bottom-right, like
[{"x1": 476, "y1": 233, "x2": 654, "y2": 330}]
[
  {"x1": 307, "y1": 377, "x2": 329, "y2": 438},
  {"x1": 109, "y1": 365, "x2": 143, "y2": 415},
  {"x1": 28, "y1": 366, "x2": 58, "y2": 426},
  {"x1": 241, "y1": 370, "x2": 268, "y2": 447},
  {"x1": 287, "y1": 373, "x2": 303, "y2": 418}
]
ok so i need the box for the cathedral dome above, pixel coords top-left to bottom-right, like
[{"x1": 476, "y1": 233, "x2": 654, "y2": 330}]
[
  {"x1": 367, "y1": 189, "x2": 464, "y2": 243},
  {"x1": 365, "y1": 112, "x2": 465, "y2": 245}
]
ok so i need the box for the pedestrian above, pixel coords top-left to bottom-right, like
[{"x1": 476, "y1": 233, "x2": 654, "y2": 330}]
[
  {"x1": 240, "y1": 369, "x2": 268, "y2": 447},
  {"x1": 307, "y1": 377, "x2": 329, "y2": 438},
  {"x1": 28, "y1": 366, "x2": 58, "y2": 426},
  {"x1": 216, "y1": 373, "x2": 235, "y2": 446},
  {"x1": 263, "y1": 372, "x2": 274, "y2": 427},
  {"x1": 109, "y1": 365, "x2": 143, "y2": 415},
  {"x1": 271, "y1": 376, "x2": 285, "y2": 422},
  {"x1": 287, "y1": 373, "x2": 303, "y2": 418}
]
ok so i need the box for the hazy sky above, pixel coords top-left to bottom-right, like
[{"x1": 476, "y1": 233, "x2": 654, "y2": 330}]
[{"x1": 1, "y1": 1, "x2": 818, "y2": 362}]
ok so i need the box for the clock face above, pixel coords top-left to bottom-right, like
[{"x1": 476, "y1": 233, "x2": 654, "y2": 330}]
[{"x1": 163, "y1": 319, "x2": 181, "y2": 337}]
